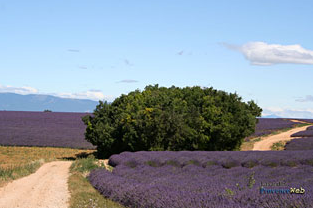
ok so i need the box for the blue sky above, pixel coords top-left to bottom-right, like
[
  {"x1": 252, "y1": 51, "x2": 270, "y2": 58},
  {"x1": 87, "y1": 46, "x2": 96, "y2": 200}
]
[{"x1": 1, "y1": 0, "x2": 313, "y2": 117}]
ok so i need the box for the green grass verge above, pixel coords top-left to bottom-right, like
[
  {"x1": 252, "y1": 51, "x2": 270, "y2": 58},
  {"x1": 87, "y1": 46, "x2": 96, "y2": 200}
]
[
  {"x1": 294, "y1": 123, "x2": 313, "y2": 127},
  {"x1": 70, "y1": 156, "x2": 100, "y2": 173},
  {"x1": 270, "y1": 141, "x2": 287, "y2": 151},
  {"x1": 68, "y1": 157, "x2": 124, "y2": 208}
]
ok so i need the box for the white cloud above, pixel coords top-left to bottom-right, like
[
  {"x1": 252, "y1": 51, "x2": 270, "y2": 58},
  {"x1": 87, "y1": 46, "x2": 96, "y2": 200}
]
[
  {"x1": 0, "y1": 84, "x2": 114, "y2": 101},
  {"x1": 264, "y1": 106, "x2": 284, "y2": 112},
  {"x1": 78, "y1": 65, "x2": 88, "y2": 69},
  {"x1": 263, "y1": 107, "x2": 313, "y2": 118},
  {"x1": 67, "y1": 49, "x2": 80, "y2": 52},
  {"x1": 54, "y1": 90, "x2": 115, "y2": 101},
  {"x1": 116, "y1": 79, "x2": 139, "y2": 83},
  {"x1": 124, "y1": 59, "x2": 134, "y2": 66},
  {"x1": 177, "y1": 50, "x2": 184, "y2": 55},
  {"x1": 0, "y1": 84, "x2": 38, "y2": 94},
  {"x1": 295, "y1": 95, "x2": 313, "y2": 102},
  {"x1": 224, "y1": 41, "x2": 313, "y2": 65}
]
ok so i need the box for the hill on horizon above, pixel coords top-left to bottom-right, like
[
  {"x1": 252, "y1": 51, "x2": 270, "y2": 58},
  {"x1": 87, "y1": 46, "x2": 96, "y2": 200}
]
[
  {"x1": 0, "y1": 93, "x2": 99, "y2": 112},
  {"x1": 261, "y1": 114, "x2": 281, "y2": 118}
]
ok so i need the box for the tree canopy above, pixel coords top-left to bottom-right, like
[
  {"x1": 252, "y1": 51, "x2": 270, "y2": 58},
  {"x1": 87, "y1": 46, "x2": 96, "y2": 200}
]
[{"x1": 83, "y1": 85, "x2": 262, "y2": 157}]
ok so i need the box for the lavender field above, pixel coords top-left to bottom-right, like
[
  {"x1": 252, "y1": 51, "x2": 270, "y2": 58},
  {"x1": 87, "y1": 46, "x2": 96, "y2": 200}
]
[
  {"x1": 285, "y1": 137, "x2": 313, "y2": 150},
  {"x1": 0, "y1": 111, "x2": 301, "y2": 149},
  {"x1": 89, "y1": 151, "x2": 313, "y2": 208},
  {"x1": 290, "y1": 125, "x2": 313, "y2": 138},
  {"x1": 291, "y1": 130, "x2": 313, "y2": 137},
  {"x1": 248, "y1": 118, "x2": 300, "y2": 139},
  {"x1": 307, "y1": 126, "x2": 313, "y2": 130},
  {"x1": 0, "y1": 111, "x2": 95, "y2": 149},
  {"x1": 286, "y1": 125, "x2": 313, "y2": 150}
]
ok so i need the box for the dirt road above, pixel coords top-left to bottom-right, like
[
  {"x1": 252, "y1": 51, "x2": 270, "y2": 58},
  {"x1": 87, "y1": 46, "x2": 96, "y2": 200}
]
[
  {"x1": 0, "y1": 161, "x2": 72, "y2": 208},
  {"x1": 252, "y1": 125, "x2": 312, "y2": 151}
]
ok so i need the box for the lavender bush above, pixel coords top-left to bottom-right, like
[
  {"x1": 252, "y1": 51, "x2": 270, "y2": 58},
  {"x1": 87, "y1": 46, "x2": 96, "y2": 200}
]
[
  {"x1": 291, "y1": 130, "x2": 313, "y2": 137},
  {"x1": 0, "y1": 111, "x2": 95, "y2": 149},
  {"x1": 285, "y1": 138, "x2": 313, "y2": 151},
  {"x1": 306, "y1": 126, "x2": 313, "y2": 130},
  {"x1": 89, "y1": 151, "x2": 313, "y2": 208}
]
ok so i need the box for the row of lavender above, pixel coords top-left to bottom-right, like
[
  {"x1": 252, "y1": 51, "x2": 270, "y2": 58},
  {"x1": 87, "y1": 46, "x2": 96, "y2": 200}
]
[
  {"x1": 89, "y1": 151, "x2": 313, "y2": 208},
  {"x1": 285, "y1": 125, "x2": 313, "y2": 150},
  {"x1": 0, "y1": 111, "x2": 95, "y2": 149},
  {"x1": 285, "y1": 138, "x2": 313, "y2": 151},
  {"x1": 291, "y1": 126, "x2": 313, "y2": 137}
]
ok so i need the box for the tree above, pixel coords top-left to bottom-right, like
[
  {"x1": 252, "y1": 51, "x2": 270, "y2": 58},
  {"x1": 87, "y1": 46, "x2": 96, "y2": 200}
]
[{"x1": 83, "y1": 85, "x2": 262, "y2": 157}]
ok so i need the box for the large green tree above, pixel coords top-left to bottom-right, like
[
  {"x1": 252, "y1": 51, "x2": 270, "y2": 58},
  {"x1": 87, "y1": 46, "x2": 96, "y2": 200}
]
[{"x1": 83, "y1": 85, "x2": 262, "y2": 157}]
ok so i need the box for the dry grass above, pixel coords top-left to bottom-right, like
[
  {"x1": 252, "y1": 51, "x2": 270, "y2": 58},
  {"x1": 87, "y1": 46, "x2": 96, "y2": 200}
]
[
  {"x1": 240, "y1": 137, "x2": 261, "y2": 151},
  {"x1": 0, "y1": 146, "x2": 94, "y2": 187}
]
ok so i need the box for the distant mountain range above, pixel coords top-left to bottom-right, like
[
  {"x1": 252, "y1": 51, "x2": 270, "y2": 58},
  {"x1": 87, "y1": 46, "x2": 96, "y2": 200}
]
[
  {"x1": 0, "y1": 93, "x2": 300, "y2": 118},
  {"x1": 261, "y1": 114, "x2": 281, "y2": 118},
  {"x1": 0, "y1": 93, "x2": 99, "y2": 112}
]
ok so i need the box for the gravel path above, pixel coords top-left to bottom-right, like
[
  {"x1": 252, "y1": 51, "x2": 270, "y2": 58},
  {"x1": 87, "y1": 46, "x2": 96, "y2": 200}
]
[
  {"x1": 252, "y1": 124, "x2": 312, "y2": 151},
  {"x1": 0, "y1": 161, "x2": 72, "y2": 208}
]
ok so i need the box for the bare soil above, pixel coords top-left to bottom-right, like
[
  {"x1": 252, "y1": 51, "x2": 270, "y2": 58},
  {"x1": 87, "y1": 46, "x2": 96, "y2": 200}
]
[{"x1": 0, "y1": 161, "x2": 72, "y2": 208}]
